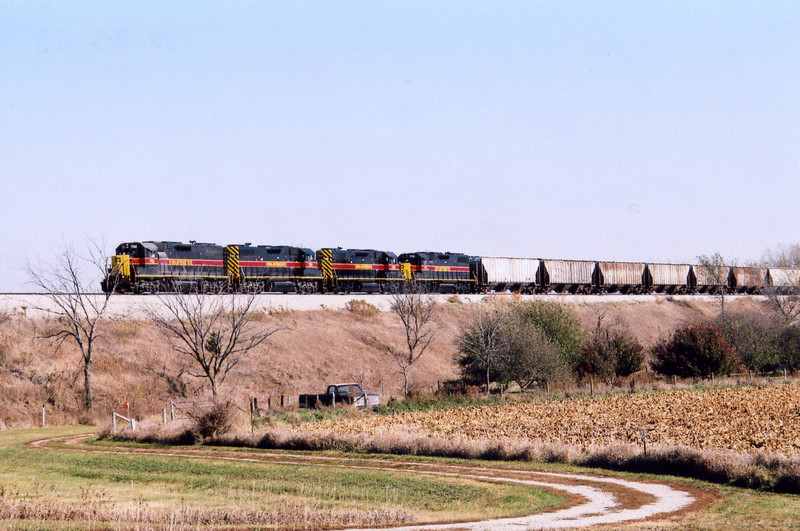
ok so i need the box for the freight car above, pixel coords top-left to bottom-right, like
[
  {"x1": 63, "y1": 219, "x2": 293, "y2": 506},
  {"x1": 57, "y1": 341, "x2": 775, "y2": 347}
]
[{"x1": 102, "y1": 240, "x2": 800, "y2": 296}]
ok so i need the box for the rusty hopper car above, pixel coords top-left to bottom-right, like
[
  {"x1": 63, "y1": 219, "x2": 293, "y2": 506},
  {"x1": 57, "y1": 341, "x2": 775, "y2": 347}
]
[
  {"x1": 594, "y1": 261, "x2": 646, "y2": 294},
  {"x1": 645, "y1": 263, "x2": 691, "y2": 294},
  {"x1": 690, "y1": 265, "x2": 730, "y2": 294},
  {"x1": 729, "y1": 267, "x2": 767, "y2": 294},
  {"x1": 537, "y1": 259, "x2": 596, "y2": 294},
  {"x1": 477, "y1": 257, "x2": 540, "y2": 293},
  {"x1": 767, "y1": 268, "x2": 800, "y2": 294}
]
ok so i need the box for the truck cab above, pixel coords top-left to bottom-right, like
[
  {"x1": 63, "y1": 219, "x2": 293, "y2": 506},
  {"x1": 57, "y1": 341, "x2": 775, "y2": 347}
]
[
  {"x1": 326, "y1": 383, "x2": 380, "y2": 409},
  {"x1": 299, "y1": 382, "x2": 380, "y2": 409}
]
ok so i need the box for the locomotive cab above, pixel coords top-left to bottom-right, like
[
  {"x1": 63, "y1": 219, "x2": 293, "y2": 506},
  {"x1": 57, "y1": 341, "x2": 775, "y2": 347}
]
[{"x1": 102, "y1": 242, "x2": 148, "y2": 293}]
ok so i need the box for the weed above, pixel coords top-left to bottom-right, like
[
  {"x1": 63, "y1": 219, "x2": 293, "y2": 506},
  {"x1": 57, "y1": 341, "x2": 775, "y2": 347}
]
[{"x1": 345, "y1": 299, "x2": 380, "y2": 318}]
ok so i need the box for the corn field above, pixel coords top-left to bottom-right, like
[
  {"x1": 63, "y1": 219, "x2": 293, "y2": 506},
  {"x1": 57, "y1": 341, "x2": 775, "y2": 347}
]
[{"x1": 311, "y1": 384, "x2": 800, "y2": 454}]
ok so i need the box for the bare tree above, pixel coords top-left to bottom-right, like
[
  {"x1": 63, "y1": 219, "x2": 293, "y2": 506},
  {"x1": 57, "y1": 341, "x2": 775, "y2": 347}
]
[
  {"x1": 24, "y1": 241, "x2": 116, "y2": 412},
  {"x1": 696, "y1": 253, "x2": 733, "y2": 315},
  {"x1": 456, "y1": 301, "x2": 506, "y2": 395},
  {"x1": 147, "y1": 288, "x2": 282, "y2": 398},
  {"x1": 761, "y1": 243, "x2": 800, "y2": 269},
  {"x1": 386, "y1": 292, "x2": 437, "y2": 397},
  {"x1": 760, "y1": 246, "x2": 800, "y2": 324}
]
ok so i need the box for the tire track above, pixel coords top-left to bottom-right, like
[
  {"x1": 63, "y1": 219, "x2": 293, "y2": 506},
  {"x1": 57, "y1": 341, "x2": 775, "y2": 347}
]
[{"x1": 29, "y1": 434, "x2": 698, "y2": 529}]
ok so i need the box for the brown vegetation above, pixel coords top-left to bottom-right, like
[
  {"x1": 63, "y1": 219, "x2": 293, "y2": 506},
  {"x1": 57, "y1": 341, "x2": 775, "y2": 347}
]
[
  {"x1": 310, "y1": 384, "x2": 800, "y2": 454},
  {"x1": 0, "y1": 483, "x2": 413, "y2": 528},
  {"x1": 0, "y1": 296, "x2": 776, "y2": 428}
]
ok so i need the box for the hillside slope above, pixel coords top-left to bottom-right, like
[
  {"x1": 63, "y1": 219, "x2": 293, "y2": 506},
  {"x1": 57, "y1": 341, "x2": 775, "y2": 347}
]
[{"x1": 0, "y1": 296, "x2": 769, "y2": 428}]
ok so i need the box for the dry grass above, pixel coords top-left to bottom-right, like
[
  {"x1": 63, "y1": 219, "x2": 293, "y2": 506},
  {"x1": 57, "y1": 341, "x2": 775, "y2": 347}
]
[
  {"x1": 0, "y1": 296, "x2": 775, "y2": 429},
  {"x1": 344, "y1": 299, "x2": 381, "y2": 318},
  {"x1": 0, "y1": 483, "x2": 414, "y2": 528}
]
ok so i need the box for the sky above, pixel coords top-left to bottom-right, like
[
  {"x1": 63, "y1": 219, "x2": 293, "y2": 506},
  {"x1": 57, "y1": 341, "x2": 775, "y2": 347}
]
[{"x1": 1, "y1": 1, "x2": 799, "y2": 292}]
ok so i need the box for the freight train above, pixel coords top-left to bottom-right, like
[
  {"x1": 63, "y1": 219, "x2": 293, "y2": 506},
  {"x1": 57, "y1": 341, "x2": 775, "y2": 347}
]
[{"x1": 101, "y1": 240, "x2": 800, "y2": 296}]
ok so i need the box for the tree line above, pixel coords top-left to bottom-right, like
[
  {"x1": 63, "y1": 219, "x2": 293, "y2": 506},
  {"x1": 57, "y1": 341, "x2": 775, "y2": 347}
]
[{"x1": 456, "y1": 298, "x2": 800, "y2": 392}]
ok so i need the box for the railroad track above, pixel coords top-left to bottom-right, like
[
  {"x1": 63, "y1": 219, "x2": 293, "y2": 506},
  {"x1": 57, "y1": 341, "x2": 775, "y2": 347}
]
[{"x1": 1, "y1": 292, "x2": 734, "y2": 317}]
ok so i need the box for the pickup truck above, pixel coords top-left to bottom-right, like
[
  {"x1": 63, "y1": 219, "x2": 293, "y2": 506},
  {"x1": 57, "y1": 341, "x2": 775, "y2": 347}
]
[{"x1": 299, "y1": 383, "x2": 380, "y2": 410}]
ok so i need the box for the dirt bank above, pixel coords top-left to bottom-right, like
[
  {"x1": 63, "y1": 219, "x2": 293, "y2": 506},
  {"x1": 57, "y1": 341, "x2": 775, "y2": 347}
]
[{"x1": 0, "y1": 295, "x2": 770, "y2": 428}]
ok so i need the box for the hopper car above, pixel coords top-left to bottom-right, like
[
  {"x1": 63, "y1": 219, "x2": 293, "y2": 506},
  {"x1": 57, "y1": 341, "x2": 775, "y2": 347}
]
[{"x1": 102, "y1": 240, "x2": 799, "y2": 296}]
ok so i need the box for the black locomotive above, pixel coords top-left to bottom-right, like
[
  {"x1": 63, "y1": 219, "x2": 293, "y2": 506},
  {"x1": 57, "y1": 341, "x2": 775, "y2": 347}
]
[{"x1": 102, "y1": 241, "x2": 476, "y2": 294}]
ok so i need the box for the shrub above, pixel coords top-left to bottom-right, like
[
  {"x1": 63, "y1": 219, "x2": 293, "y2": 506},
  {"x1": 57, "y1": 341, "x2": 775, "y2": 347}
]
[
  {"x1": 652, "y1": 321, "x2": 738, "y2": 378},
  {"x1": 193, "y1": 402, "x2": 236, "y2": 439},
  {"x1": 779, "y1": 325, "x2": 800, "y2": 371},
  {"x1": 576, "y1": 319, "x2": 644, "y2": 384},
  {"x1": 509, "y1": 301, "x2": 585, "y2": 368},
  {"x1": 344, "y1": 299, "x2": 380, "y2": 317},
  {"x1": 576, "y1": 337, "x2": 617, "y2": 383},
  {"x1": 612, "y1": 332, "x2": 646, "y2": 377},
  {"x1": 719, "y1": 311, "x2": 782, "y2": 372}
]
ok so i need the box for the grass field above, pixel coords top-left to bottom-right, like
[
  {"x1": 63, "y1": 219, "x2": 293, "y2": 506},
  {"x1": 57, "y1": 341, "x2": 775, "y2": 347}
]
[
  {"x1": 1, "y1": 426, "x2": 799, "y2": 529},
  {"x1": 0, "y1": 427, "x2": 565, "y2": 529}
]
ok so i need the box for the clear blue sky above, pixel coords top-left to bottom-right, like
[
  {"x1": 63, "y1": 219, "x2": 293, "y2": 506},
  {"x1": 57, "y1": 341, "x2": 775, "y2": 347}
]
[{"x1": 2, "y1": 2, "x2": 798, "y2": 291}]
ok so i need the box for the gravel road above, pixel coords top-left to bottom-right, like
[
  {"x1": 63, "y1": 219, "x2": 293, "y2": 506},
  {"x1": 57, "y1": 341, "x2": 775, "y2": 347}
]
[{"x1": 30, "y1": 434, "x2": 698, "y2": 530}]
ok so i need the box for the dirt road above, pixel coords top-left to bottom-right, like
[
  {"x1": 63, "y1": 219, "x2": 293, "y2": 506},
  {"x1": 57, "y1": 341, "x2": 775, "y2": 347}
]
[{"x1": 29, "y1": 434, "x2": 701, "y2": 529}]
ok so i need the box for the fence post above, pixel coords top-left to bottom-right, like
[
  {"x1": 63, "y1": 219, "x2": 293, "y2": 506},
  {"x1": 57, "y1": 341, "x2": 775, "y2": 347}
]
[
  {"x1": 641, "y1": 428, "x2": 647, "y2": 457},
  {"x1": 131, "y1": 418, "x2": 136, "y2": 432},
  {"x1": 249, "y1": 397, "x2": 255, "y2": 433},
  {"x1": 42, "y1": 405, "x2": 46, "y2": 428},
  {"x1": 162, "y1": 409, "x2": 167, "y2": 424},
  {"x1": 170, "y1": 402, "x2": 175, "y2": 422},
  {"x1": 112, "y1": 412, "x2": 117, "y2": 431},
  {"x1": 590, "y1": 379, "x2": 594, "y2": 396}
]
